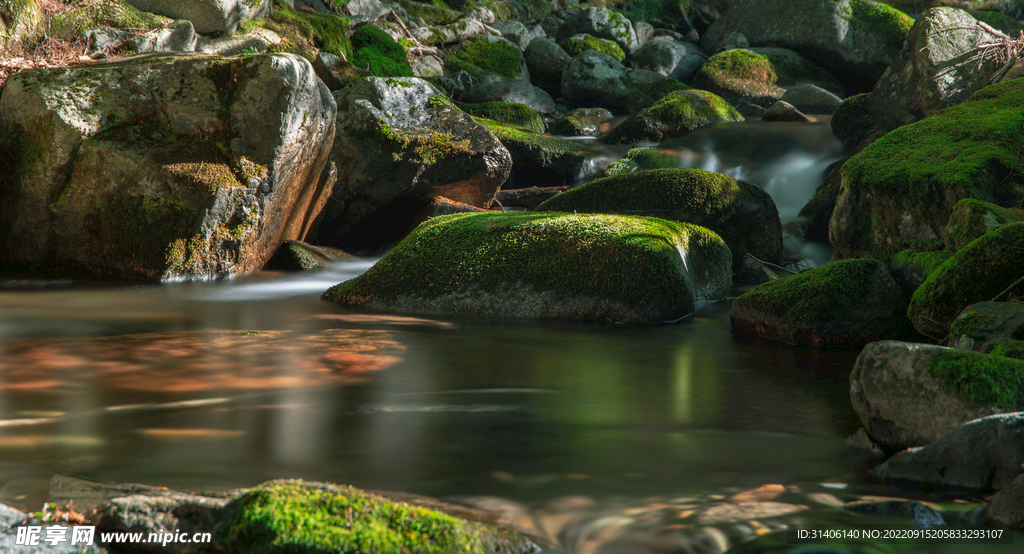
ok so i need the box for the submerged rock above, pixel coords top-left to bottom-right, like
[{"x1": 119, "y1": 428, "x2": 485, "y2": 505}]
[
  {"x1": 603, "y1": 89, "x2": 743, "y2": 145},
  {"x1": 537, "y1": 168, "x2": 780, "y2": 272},
  {"x1": 0, "y1": 53, "x2": 337, "y2": 280},
  {"x1": 323, "y1": 212, "x2": 732, "y2": 324},
  {"x1": 730, "y1": 258, "x2": 906, "y2": 346},
  {"x1": 849, "y1": 341, "x2": 1019, "y2": 451}
]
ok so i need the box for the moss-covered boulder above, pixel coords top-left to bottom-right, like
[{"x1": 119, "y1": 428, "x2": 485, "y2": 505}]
[
  {"x1": 702, "y1": 0, "x2": 913, "y2": 92},
  {"x1": 127, "y1": 0, "x2": 271, "y2": 34},
  {"x1": 731, "y1": 258, "x2": 907, "y2": 346},
  {"x1": 560, "y1": 33, "x2": 626, "y2": 62},
  {"x1": 538, "y1": 168, "x2": 780, "y2": 272},
  {"x1": 321, "y1": 77, "x2": 510, "y2": 251},
  {"x1": 850, "y1": 340, "x2": 1020, "y2": 451},
  {"x1": 350, "y1": 24, "x2": 413, "y2": 77},
  {"x1": 561, "y1": 50, "x2": 690, "y2": 114},
  {"x1": 0, "y1": 53, "x2": 337, "y2": 280},
  {"x1": 830, "y1": 92, "x2": 877, "y2": 150},
  {"x1": 870, "y1": 7, "x2": 1007, "y2": 132},
  {"x1": 949, "y1": 301, "x2": 1024, "y2": 353},
  {"x1": 604, "y1": 89, "x2": 743, "y2": 145},
  {"x1": 556, "y1": 7, "x2": 640, "y2": 55},
  {"x1": 831, "y1": 80, "x2": 1024, "y2": 260},
  {"x1": 322, "y1": 212, "x2": 732, "y2": 323},
  {"x1": 692, "y1": 47, "x2": 842, "y2": 106},
  {"x1": 908, "y1": 223, "x2": 1024, "y2": 340},
  {"x1": 476, "y1": 118, "x2": 593, "y2": 188},
  {"x1": 221, "y1": 480, "x2": 539, "y2": 553},
  {"x1": 461, "y1": 102, "x2": 544, "y2": 133},
  {"x1": 945, "y1": 198, "x2": 1024, "y2": 251},
  {"x1": 444, "y1": 35, "x2": 528, "y2": 84},
  {"x1": 889, "y1": 248, "x2": 952, "y2": 295}
]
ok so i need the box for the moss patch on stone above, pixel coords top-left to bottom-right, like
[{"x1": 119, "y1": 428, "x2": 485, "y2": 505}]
[
  {"x1": 926, "y1": 349, "x2": 1024, "y2": 410},
  {"x1": 350, "y1": 24, "x2": 413, "y2": 77},
  {"x1": 605, "y1": 147, "x2": 679, "y2": 176},
  {"x1": 561, "y1": 34, "x2": 626, "y2": 62},
  {"x1": 691, "y1": 48, "x2": 783, "y2": 102},
  {"x1": 461, "y1": 102, "x2": 545, "y2": 133},
  {"x1": 890, "y1": 249, "x2": 952, "y2": 279},
  {"x1": 850, "y1": 0, "x2": 914, "y2": 54},
  {"x1": 48, "y1": 0, "x2": 169, "y2": 42},
  {"x1": 990, "y1": 339, "x2": 1024, "y2": 360},
  {"x1": 220, "y1": 481, "x2": 531, "y2": 554},
  {"x1": 604, "y1": 89, "x2": 742, "y2": 145},
  {"x1": 946, "y1": 198, "x2": 1024, "y2": 251},
  {"x1": 323, "y1": 211, "x2": 729, "y2": 323},
  {"x1": 445, "y1": 36, "x2": 523, "y2": 81},
  {"x1": 260, "y1": 2, "x2": 353, "y2": 60},
  {"x1": 477, "y1": 117, "x2": 589, "y2": 162},
  {"x1": 951, "y1": 310, "x2": 998, "y2": 341}
]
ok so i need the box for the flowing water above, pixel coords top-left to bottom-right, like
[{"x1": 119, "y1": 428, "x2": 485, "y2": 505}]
[{"x1": 1, "y1": 121, "x2": 1018, "y2": 552}]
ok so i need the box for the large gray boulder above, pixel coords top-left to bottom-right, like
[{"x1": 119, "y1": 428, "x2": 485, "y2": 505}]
[
  {"x1": 635, "y1": 36, "x2": 706, "y2": 82},
  {"x1": 0, "y1": 53, "x2": 337, "y2": 280},
  {"x1": 556, "y1": 7, "x2": 640, "y2": 55},
  {"x1": 702, "y1": 0, "x2": 913, "y2": 91},
  {"x1": 849, "y1": 341, "x2": 1014, "y2": 451},
  {"x1": 319, "y1": 77, "x2": 511, "y2": 247},
  {"x1": 871, "y1": 412, "x2": 1024, "y2": 491},
  {"x1": 126, "y1": 0, "x2": 271, "y2": 34},
  {"x1": 871, "y1": 7, "x2": 1007, "y2": 131}
]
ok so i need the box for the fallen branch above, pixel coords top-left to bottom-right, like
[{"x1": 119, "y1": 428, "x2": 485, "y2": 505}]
[{"x1": 992, "y1": 275, "x2": 1024, "y2": 302}]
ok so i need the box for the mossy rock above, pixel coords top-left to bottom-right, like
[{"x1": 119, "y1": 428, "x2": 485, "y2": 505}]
[
  {"x1": 475, "y1": 117, "x2": 592, "y2": 187},
  {"x1": 604, "y1": 147, "x2": 679, "y2": 176},
  {"x1": 731, "y1": 257, "x2": 908, "y2": 346},
  {"x1": 830, "y1": 92, "x2": 877, "y2": 151},
  {"x1": 0, "y1": 0, "x2": 43, "y2": 56},
  {"x1": 322, "y1": 211, "x2": 732, "y2": 324},
  {"x1": 604, "y1": 89, "x2": 743, "y2": 145},
  {"x1": 990, "y1": 339, "x2": 1024, "y2": 361},
  {"x1": 890, "y1": 248, "x2": 953, "y2": 295},
  {"x1": 350, "y1": 24, "x2": 413, "y2": 77},
  {"x1": 538, "y1": 168, "x2": 781, "y2": 272},
  {"x1": 444, "y1": 35, "x2": 526, "y2": 83},
  {"x1": 604, "y1": 0, "x2": 696, "y2": 27},
  {"x1": 691, "y1": 49, "x2": 786, "y2": 105},
  {"x1": 926, "y1": 348, "x2": 1024, "y2": 412},
  {"x1": 949, "y1": 301, "x2": 1024, "y2": 353},
  {"x1": 945, "y1": 198, "x2": 1024, "y2": 251},
  {"x1": 461, "y1": 102, "x2": 545, "y2": 133},
  {"x1": 560, "y1": 33, "x2": 626, "y2": 62},
  {"x1": 221, "y1": 480, "x2": 538, "y2": 554},
  {"x1": 257, "y1": 2, "x2": 353, "y2": 61},
  {"x1": 909, "y1": 222, "x2": 1024, "y2": 340},
  {"x1": 49, "y1": 0, "x2": 170, "y2": 43},
  {"x1": 831, "y1": 79, "x2": 1024, "y2": 260}
]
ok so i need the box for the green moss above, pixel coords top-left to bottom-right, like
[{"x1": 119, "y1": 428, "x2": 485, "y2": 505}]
[
  {"x1": 395, "y1": 0, "x2": 460, "y2": 25},
  {"x1": 476, "y1": 117, "x2": 589, "y2": 161},
  {"x1": 261, "y1": 2, "x2": 353, "y2": 60},
  {"x1": 625, "y1": 77, "x2": 692, "y2": 114},
  {"x1": 990, "y1": 340, "x2": 1024, "y2": 360},
  {"x1": 691, "y1": 49, "x2": 782, "y2": 102},
  {"x1": 926, "y1": 350, "x2": 1024, "y2": 410},
  {"x1": 412, "y1": 131, "x2": 471, "y2": 165},
  {"x1": 92, "y1": 194, "x2": 197, "y2": 275},
  {"x1": 220, "y1": 481, "x2": 528, "y2": 554},
  {"x1": 946, "y1": 198, "x2": 1024, "y2": 251},
  {"x1": 461, "y1": 102, "x2": 544, "y2": 133},
  {"x1": 323, "y1": 211, "x2": 728, "y2": 323},
  {"x1": 605, "y1": 147, "x2": 679, "y2": 176},
  {"x1": 48, "y1": 0, "x2": 170, "y2": 42},
  {"x1": 444, "y1": 36, "x2": 523, "y2": 81},
  {"x1": 561, "y1": 34, "x2": 626, "y2": 62},
  {"x1": 604, "y1": 89, "x2": 742, "y2": 144},
  {"x1": 890, "y1": 249, "x2": 952, "y2": 277},
  {"x1": 850, "y1": 0, "x2": 914, "y2": 54},
  {"x1": 951, "y1": 310, "x2": 999, "y2": 341},
  {"x1": 350, "y1": 25, "x2": 413, "y2": 77}
]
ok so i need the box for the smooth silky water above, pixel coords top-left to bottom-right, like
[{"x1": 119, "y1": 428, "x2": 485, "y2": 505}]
[{"x1": 1, "y1": 120, "x2": 1018, "y2": 551}]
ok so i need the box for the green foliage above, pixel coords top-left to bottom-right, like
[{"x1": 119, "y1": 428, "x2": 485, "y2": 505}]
[
  {"x1": 561, "y1": 34, "x2": 626, "y2": 62},
  {"x1": 350, "y1": 25, "x2": 413, "y2": 77},
  {"x1": 926, "y1": 350, "x2": 1024, "y2": 410},
  {"x1": 461, "y1": 102, "x2": 545, "y2": 133},
  {"x1": 445, "y1": 36, "x2": 523, "y2": 80}
]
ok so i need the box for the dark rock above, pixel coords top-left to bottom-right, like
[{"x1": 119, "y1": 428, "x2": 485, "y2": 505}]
[
  {"x1": 561, "y1": 50, "x2": 687, "y2": 113},
  {"x1": 476, "y1": 118, "x2": 592, "y2": 189},
  {"x1": 945, "y1": 198, "x2": 1024, "y2": 252},
  {"x1": 762, "y1": 101, "x2": 811, "y2": 122},
  {"x1": 553, "y1": 107, "x2": 614, "y2": 137},
  {"x1": 829, "y1": 93, "x2": 877, "y2": 151},
  {"x1": 986, "y1": 472, "x2": 1024, "y2": 528},
  {"x1": 779, "y1": 84, "x2": 843, "y2": 115},
  {"x1": 265, "y1": 240, "x2": 357, "y2": 271},
  {"x1": 466, "y1": 79, "x2": 556, "y2": 115},
  {"x1": 888, "y1": 249, "x2": 951, "y2": 296},
  {"x1": 93, "y1": 493, "x2": 228, "y2": 554},
  {"x1": 846, "y1": 428, "x2": 886, "y2": 465},
  {"x1": 635, "y1": 36, "x2": 706, "y2": 82},
  {"x1": 524, "y1": 37, "x2": 571, "y2": 97},
  {"x1": 949, "y1": 301, "x2": 1024, "y2": 353},
  {"x1": 494, "y1": 186, "x2": 569, "y2": 210}
]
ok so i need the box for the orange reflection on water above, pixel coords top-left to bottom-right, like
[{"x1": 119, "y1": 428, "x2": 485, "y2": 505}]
[{"x1": 0, "y1": 329, "x2": 404, "y2": 392}]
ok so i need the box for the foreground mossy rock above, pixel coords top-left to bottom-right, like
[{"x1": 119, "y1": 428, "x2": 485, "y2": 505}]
[
  {"x1": 871, "y1": 7, "x2": 1006, "y2": 132},
  {"x1": 0, "y1": 53, "x2": 337, "y2": 280},
  {"x1": 945, "y1": 198, "x2": 1024, "y2": 251},
  {"x1": 950, "y1": 301, "x2": 1024, "y2": 352},
  {"x1": 850, "y1": 341, "x2": 1020, "y2": 451},
  {"x1": 127, "y1": 0, "x2": 271, "y2": 34},
  {"x1": 537, "y1": 169, "x2": 780, "y2": 271},
  {"x1": 702, "y1": 0, "x2": 913, "y2": 91},
  {"x1": 871, "y1": 412, "x2": 1024, "y2": 492},
  {"x1": 320, "y1": 77, "x2": 511, "y2": 246},
  {"x1": 605, "y1": 89, "x2": 743, "y2": 145},
  {"x1": 908, "y1": 223, "x2": 1024, "y2": 340},
  {"x1": 476, "y1": 118, "x2": 592, "y2": 188},
  {"x1": 731, "y1": 258, "x2": 906, "y2": 346},
  {"x1": 222, "y1": 481, "x2": 537, "y2": 554},
  {"x1": 561, "y1": 50, "x2": 690, "y2": 114},
  {"x1": 831, "y1": 80, "x2": 1024, "y2": 260},
  {"x1": 323, "y1": 212, "x2": 732, "y2": 323}
]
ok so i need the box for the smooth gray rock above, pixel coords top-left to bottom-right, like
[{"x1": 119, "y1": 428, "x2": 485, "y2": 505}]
[
  {"x1": 553, "y1": 107, "x2": 614, "y2": 136},
  {"x1": 132, "y1": 20, "x2": 197, "y2": 53},
  {"x1": 466, "y1": 79, "x2": 556, "y2": 115},
  {"x1": 126, "y1": 0, "x2": 272, "y2": 34},
  {"x1": 343, "y1": 0, "x2": 391, "y2": 20},
  {"x1": 871, "y1": 412, "x2": 1024, "y2": 491},
  {"x1": 556, "y1": 7, "x2": 640, "y2": 55},
  {"x1": 524, "y1": 36, "x2": 571, "y2": 96},
  {"x1": 779, "y1": 84, "x2": 843, "y2": 115},
  {"x1": 635, "y1": 36, "x2": 706, "y2": 81},
  {"x1": 491, "y1": 19, "x2": 532, "y2": 51}
]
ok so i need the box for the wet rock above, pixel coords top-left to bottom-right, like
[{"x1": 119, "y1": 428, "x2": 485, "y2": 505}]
[
  {"x1": 829, "y1": 93, "x2": 877, "y2": 151},
  {"x1": 524, "y1": 37, "x2": 571, "y2": 97},
  {"x1": 556, "y1": 7, "x2": 640, "y2": 55},
  {"x1": 762, "y1": 101, "x2": 811, "y2": 122},
  {"x1": 604, "y1": 89, "x2": 743, "y2": 145},
  {"x1": 265, "y1": 239, "x2": 357, "y2": 271},
  {"x1": 779, "y1": 84, "x2": 843, "y2": 115},
  {"x1": 945, "y1": 198, "x2": 1024, "y2": 251},
  {"x1": 319, "y1": 77, "x2": 510, "y2": 250},
  {"x1": 949, "y1": 301, "x2": 1024, "y2": 353},
  {"x1": 830, "y1": 81, "x2": 1024, "y2": 262},
  {"x1": 0, "y1": 53, "x2": 337, "y2": 280},
  {"x1": 986, "y1": 472, "x2": 1024, "y2": 528},
  {"x1": 94, "y1": 493, "x2": 228, "y2": 554},
  {"x1": 553, "y1": 107, "x2": 613, "y2": 137},
  {"x1": 132, "y1": 20, "x2": 197, "y2": 53},
  {"x1": 908, "y1": 223, "x2": 1024, "y2": 340},
  {"x1": 849, "y1": 341, "x2": 1016, "y2": 451},
  {"x1": 538, "y1": 168, "x2": 781, "y2": 272},
  {"x1": 635, "y1": 36, "x2": 706, "y2": 82},
  {"x1": 731, "y1": 258, "x2": 906, "y2": 347},
  {"x1": 870, "y1": 412, "x2": 1024, "y2": 491},
  {"x1": 871, "y1": 7, "x2": 1007, "y2": 132},
  {"x1": 476, "y1": 118, "x2": 590, "y2": 188},
  {"x1": 702, "y1": 0, "x2": 913, "y2": 92},
  {"x1": 561, "y1": 50, "x2": 687, "y2": 113},
  {"x1": 466, "y1": 79, "x2": 556, "y2": 115},
  {"x1": 126, "y1": 0, "x2": 271, "y2": 34},
  {"x1": 323, "y1": 212, "x2": 732, "y2": 323}
]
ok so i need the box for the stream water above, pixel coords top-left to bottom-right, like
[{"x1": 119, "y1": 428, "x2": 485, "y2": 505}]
[{"x1": 1, "y1": 120, "x2": 1018, "y2": 552}]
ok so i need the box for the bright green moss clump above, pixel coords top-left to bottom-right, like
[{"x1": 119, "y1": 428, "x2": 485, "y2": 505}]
[
  {"x1": 945, "y1": 198, "x2": 1024, "y2": 251},
  {"x1": 605, "y1": 89, "x2": 742, "y2": 144},
  {"x1": 323, "y1": 211, "x2": 731, "y2": 323},
  {"x1": 350, "y1": 25, "x2": 413, "y2": 77},
  {"x1": 850, "y1": 0, "x2": 914, "y2": 53},
  {"x1": 461, "y1": 102, "x2": 544, "y2": 133},
  {"x1": 261, "y1": 2, "x2": 353, "y2": 60},
  {"x1": 561, "y1": 34, "x2": 626, "y2": 62},
  {"x1": 692, "y1": 49, "x2": 780, "y2": 100},
  {"x1": 221, "y1": 481, "x2": 533, "y2": 554},
  {"x1": 926, "y1": 350, "x2": 1024, "y2": 410},
  {"x1": 476, "y1": 117, "x2": 588, "y2": 162},
  {"x1": 605, "y1": 147, "x2": 678, "y2": 176},
  {"x1": 445, "y1": 36, "x2": 523, "y2": 81}
]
